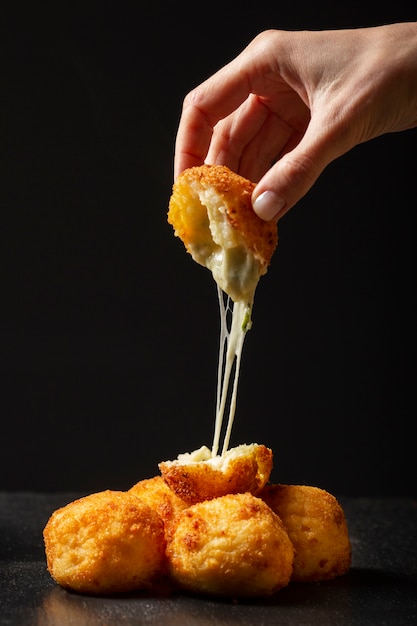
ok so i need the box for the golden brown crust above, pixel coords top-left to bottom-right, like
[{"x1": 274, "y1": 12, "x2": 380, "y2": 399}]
[
  {"x1": 259, "y1": 484, "x2": 351, "y2": 582},
  {"x1": 166, "y1": 493, "x2": 294, "y2": 597},
  {"x1": 129, "y1": 476, "x2": 188, "y2": 540},
  {"x1": 43, "y1": 490, "x2": 166, "y2": 594},
  {"x1": 168, "y1": 164, "x2": 278, "y2": 269},
  {"x1": 158, "y1": 444, "x2": 273, "y2": 506}
]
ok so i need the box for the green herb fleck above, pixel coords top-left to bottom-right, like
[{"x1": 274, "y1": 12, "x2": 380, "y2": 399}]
[{"x1": 242, "y1": 305, "x2": 252, "y2": 332}]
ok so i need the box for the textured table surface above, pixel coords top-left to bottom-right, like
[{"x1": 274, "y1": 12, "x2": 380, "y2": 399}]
[{"x1": 1, "y1": 492, "x2": 416, "y2": 625}]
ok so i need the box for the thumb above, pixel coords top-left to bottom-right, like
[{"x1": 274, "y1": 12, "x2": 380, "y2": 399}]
[{"x1": 252, "y1": 134, "x2": 338, "y2": 221}]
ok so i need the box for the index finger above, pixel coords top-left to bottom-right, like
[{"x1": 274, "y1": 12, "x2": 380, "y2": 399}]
[{"x1": 173, "y1": 60, "x2": 252, "y2": 179}]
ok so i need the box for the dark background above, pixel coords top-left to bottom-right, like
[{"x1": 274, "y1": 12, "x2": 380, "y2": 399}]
[{"x1": 1, "y1": 1, "x2": 416, "y2": 496}]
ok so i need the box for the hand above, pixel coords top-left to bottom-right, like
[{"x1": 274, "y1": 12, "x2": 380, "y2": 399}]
[{"x1": 174, "y1": 22, "x2": 417, "y2": 221}]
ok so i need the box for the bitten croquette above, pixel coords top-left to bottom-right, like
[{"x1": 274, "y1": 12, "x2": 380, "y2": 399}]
[
  {"x1": 168, "y1": 164, "x2": 278, "y2": 302},
  {"x1": 159, "y1": 443, "x2": 273, "y2": 505}
]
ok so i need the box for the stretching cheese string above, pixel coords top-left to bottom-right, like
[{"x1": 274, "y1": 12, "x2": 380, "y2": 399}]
[{"x1": 211, "y1": 287, "x2": 252, "y2": 458}]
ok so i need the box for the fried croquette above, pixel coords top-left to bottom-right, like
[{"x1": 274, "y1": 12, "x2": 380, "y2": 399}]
[
  {"x1": 166, "y1": 492, "x2": 294, "y2": 598},
  {"x1": 129, "y1": 476, "x2": 188, "y2": 539},
  {"x1": 158, "y1": 443, "x2": 273, "y2": 505},
  {"x1": 168, "y1": 164, "x2": 278, "y2": 303},
  {"x1": 43, "y1": 490, "x2": 166, "y2": 594},
  {"x1": 260, "y1": 484, "x2": 351, "y2": 582}
]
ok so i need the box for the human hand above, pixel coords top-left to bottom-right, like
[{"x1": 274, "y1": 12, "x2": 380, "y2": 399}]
[{"x1": 174, "y1": 22, "x2": 417, "y2": 221}]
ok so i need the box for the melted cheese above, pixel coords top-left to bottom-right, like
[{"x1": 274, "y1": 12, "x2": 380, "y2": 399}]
[
  {"x1": 176, "y1": 443, "x2": 262, "y2": 470},
  {"x1": 183, "y1": 183, "x2": 265, "y2": 458},
  {"x1": 187, "y1": 182, "x2": 264, "y2": 304},
  {"x1": 199, "y1": 226, "x2": 262, "y2": 458},
  {"x1": 211, "y1": 291, "x2": 252, "y2": 457}
]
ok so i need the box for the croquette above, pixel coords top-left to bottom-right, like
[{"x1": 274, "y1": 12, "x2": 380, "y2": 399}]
[
  {"x1": 260, "y1": 484, "x2": 351, "y2": 582},
  {"x1": 43, "y1": 490, "x2": 166, "y2": 594},
  {"x1": 129, "y1": 475, "x2": 188, "y2": 539},
  {"x1": 159, "y1": 443, "x2": 273, "y2": 505},
  {"x1": 168, "y1": 164, "x2": 278, "y2": 303},
  {"x1": 166, "y1": 492, "x2": 294, "y2": 598}
]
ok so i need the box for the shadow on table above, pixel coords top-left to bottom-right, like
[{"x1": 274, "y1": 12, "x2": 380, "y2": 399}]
[{"x1": 33, "y1": 568, "x2": 417, "y2": 626}]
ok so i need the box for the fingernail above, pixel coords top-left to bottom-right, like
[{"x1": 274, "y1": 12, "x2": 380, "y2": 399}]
[{"x1": 253, "y1": 190, "x2": 286, "y2": 221}]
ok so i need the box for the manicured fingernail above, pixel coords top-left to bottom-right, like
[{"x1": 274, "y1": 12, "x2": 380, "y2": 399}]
[{"x1": 253, "y1": 190, "x2": 286, "y2": 221}]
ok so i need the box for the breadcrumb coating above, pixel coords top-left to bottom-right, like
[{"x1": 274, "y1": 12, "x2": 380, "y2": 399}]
[
  {"x1": 129, "y1": 475, "x2": 188, "y2": 540},
  {"x1": 166, "y1": 492, "x2": 294, "y2": 598},
  {"x1": 43, "y1": 490, "x2": 166, "y2": 594},
  {"x1": 260, "y1": 484, "x2": 351, "y2": 582},
  {"x1": 158, "y1": 444, "x2": 273, "y2": 505}
]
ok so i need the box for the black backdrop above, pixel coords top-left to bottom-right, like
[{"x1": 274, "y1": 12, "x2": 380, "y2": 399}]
[{"x1": 1, "y1": 1, "x2": 416, "y2": 496}]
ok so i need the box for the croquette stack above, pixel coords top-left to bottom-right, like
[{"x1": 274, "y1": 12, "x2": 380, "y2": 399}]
[{"x1": 43, "y1": 444, "x2": 351, "y2": 598}]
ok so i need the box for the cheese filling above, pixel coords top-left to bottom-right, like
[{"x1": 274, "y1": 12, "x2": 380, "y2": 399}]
[
  {"x1": 187, "y1": 183, "x2": 264, "y2": 304},
  {"x1": 175, "y1": 443, "x2": 262, "y2": 469},
  {"x1": 185, "y1": 185, "x2": 264, "y2": 458}
]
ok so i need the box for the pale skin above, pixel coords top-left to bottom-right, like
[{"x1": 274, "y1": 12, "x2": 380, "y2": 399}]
[{"x1": 174, "y1": 22, "x2": 417, "y2": 222}]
